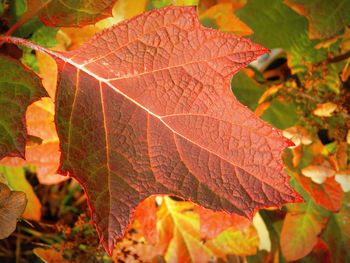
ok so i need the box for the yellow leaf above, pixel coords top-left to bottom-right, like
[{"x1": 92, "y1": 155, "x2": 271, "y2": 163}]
[
  {"x1": 200, "y1": 3, "x2": 252, "y2": 36},
  {"x1": 254, "y1": 102, "x2": 271, "y2": 117},
  {"x1": 205, "y1": 225, "x2": 259, "y2": 257},
  {"x1": 258, "y1": 85, "x2": 282, "y2": 104},
  {"x1": 113, "y1": 0, "x2": 148, "y2": 19},
  {"x1": 157, "y1": 197, "x2": 258, "y2": 262},
  {"x1": 158, "y1": 198, "x2": 214, "y2": 263},
  {"x1": 253, "y1": 212, "x2": 271, "y2": 252}
]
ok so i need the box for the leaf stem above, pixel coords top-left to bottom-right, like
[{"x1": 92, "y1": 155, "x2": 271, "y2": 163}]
[
  {"x1": 328, "y1": 50, "x2": 350, "y2": 64},
  {"x1": 4, "y1": 0, "x2": 52, "y2": 37},
  {"x1": 0, "y1": 35, "x2": 57, "y2": 58}
]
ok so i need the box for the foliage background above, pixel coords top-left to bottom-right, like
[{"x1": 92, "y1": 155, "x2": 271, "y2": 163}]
[{"x1": 0, "y1": 0, "x2": 349, "y2": 262}]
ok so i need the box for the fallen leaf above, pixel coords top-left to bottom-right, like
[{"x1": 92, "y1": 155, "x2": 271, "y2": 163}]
[
  {"x1": 0, "y1": 183, "x2": 27, "y2": 239},
  {"x1": 1, "y1": 6, "x2": 301, "y2": 255},
  {"x1": 0, "y1": 55, "x2": 47, "y2": 160},
  {"x1": 313, "y1": 102, "x2": 337, "y2": 117}
]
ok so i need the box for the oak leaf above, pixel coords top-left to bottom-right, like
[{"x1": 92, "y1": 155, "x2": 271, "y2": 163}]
[
  {"x1": 1, "y1": 6, "x2": 302, "y2": 255},
  {"x1": 285, "y1": 0, "x2": 350, "y2": 39},
  {"x1": 0, "y1": 55, "x2": 47, "y2": 160},
  {"x1": 0, "y1": 53, "x2": 64, "y2": 185}
]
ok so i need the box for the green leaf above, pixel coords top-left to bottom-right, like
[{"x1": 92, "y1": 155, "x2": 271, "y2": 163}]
[
  {"x1": 322, "y1": 193, "x2": 350, "y2": 263},
  {"x1": 280, "y1": 201, "x2": 329, "y2": 261},
  {"x1": 236, "y1": 0, "x2": 326, "y2": 67},
  {"x1": 20, "y1": 25, "x2": 59, "y2": 72},
  {"x1": 231, "y1": 71, "x2": 266, "y2": 111},
  {"x1": 147, "y1": 0, "x2": 198, "y2": 9},
  {"x1": 0, "y1": 1, "x2": 4, "y2": 16},
  {"x1": 285, "y1": 0, "x2": 350, "y2": 39},
  {"x1": 10, "y1": 0, "x2": 43, "y2": 39},
  {"x1": 0, "y1": 55, "x2": 47, "y2": 159},
  {"x1": 261, "y1": 98, "x2": 298, "y2": 129}
]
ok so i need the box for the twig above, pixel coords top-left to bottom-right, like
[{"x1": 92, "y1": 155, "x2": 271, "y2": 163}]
[{"x1": 328, "y1": 50, "x2": 350, "y2": 64}]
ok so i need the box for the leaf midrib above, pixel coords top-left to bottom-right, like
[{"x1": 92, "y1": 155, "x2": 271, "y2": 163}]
[{"x1": 58, "y1": 51, "x2": 291, "y2": 203}]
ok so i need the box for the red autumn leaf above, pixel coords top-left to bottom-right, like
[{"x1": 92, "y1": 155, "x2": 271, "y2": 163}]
[
  {"x1": 310, "y1": 239, "x2": 332, "y2": 263},
  {"x1": 295, "y1": 172, "x2": 343, "y2": 212},
  {"x1": 0, "y1": 6, "x2": 302, "y2": 255},
  {"x1": 195, "y1": 205, "x2": 250, "y2": 240}
]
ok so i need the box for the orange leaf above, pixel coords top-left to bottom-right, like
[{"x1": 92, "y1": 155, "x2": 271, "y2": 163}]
[
  {"x1": 200, "y1": 3, "x2": 253, "y2": 36},
  {"x1": 133, "y1": 196, "x2": 158, "y2": 244},
  {"x1": 280, "y1": 202, "x2": 327, "y2": 261},
  {"x1": 195, "y1": 205, "x2": 250, "y2": 240},
  {"x1": 295, "y1": 172, "x2": 343, "y2": 212}
]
